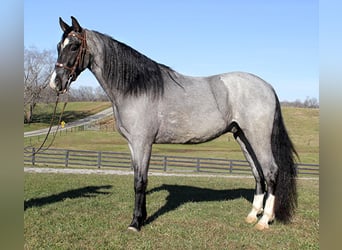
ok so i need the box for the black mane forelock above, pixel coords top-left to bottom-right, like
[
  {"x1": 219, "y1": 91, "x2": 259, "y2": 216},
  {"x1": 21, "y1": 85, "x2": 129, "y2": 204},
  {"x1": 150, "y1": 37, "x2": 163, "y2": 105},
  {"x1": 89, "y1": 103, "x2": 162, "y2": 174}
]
[{"x1": 92, "y1": 31, "x2": 167, "y2": 98}]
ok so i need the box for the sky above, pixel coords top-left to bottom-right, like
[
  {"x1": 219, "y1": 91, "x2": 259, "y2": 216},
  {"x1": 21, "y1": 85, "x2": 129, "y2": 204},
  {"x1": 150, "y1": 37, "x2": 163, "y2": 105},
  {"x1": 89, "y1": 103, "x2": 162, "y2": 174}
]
[{"x1": 24, "y1": 0, "x2": 318, "y2": 102}]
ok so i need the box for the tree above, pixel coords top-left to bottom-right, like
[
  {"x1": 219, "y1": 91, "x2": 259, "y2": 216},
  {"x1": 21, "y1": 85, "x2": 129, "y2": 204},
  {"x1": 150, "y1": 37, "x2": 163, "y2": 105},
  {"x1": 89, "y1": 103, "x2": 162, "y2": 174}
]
[
  {"x1": 68, "y1": 86, "x2": 109, "y2": 101},
  {"x1": 94, "y1": 86, "x2": 109, "y2": 101},
  {"x1": 281, "y1": 97, "x2": 319, "y2": 108},
  {"x1": 24, "y1": 47, "x2": 56, "y2": 123},
  {"x1": 303, "y1": 96, "x2": 319, "y2": 108}
]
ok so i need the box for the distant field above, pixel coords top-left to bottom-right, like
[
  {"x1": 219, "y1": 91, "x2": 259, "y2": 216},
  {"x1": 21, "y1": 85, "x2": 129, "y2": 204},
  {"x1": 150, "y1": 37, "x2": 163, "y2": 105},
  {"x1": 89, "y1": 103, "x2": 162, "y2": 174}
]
[
  {"x1": 24, "y1": 102, "x2": 112, "y2": 132},
  {"x1": 24, "y1": 173, "x2": 319, "y2": 249},
  {"x1": 24, "y1": 103, "x2": 319, "y2": 163}
]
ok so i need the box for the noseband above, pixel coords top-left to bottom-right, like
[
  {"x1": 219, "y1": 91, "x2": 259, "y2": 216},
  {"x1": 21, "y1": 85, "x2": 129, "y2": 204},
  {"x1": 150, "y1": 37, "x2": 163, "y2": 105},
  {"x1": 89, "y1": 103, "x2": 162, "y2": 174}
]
[{"x1": 55, "y1": 31, "x2": 87, "y2": 83}]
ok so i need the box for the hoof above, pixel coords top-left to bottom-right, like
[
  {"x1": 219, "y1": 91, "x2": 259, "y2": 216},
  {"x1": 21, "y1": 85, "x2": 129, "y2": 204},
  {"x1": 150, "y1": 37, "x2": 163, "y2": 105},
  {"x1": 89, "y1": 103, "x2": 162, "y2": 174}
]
[
  {"x1": 245, "y1": 215, "x2": 258, "y2": 224},
  {"x1": 255, "y1": 222, "x2": 269, "y2": 231},
  {"x1": 127, "y1": 226, "x2": 140, "y2": 232}
]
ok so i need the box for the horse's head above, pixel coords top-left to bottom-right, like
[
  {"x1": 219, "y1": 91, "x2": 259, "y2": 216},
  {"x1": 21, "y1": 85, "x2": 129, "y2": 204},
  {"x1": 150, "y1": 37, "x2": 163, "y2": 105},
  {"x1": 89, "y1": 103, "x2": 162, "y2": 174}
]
[{"x1": 49, "y1": 16, "x2": 89, "y2": 93}]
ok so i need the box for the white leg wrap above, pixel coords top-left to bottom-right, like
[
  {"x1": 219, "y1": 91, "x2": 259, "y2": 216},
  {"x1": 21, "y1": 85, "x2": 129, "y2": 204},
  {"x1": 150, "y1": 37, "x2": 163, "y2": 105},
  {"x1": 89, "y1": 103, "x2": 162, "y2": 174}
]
[
  {"x1": 245, "y1": 194, "x2": 264, "y2": 224},
  {"x1": 255, "y1": 194, "x2": 275, "y2": 230}
]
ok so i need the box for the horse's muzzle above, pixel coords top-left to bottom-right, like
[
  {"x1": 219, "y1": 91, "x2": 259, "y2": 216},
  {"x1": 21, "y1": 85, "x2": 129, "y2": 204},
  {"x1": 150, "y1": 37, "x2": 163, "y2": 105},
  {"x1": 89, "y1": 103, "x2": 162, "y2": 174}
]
[{"x1": 49, "y1": 70, "x2": 73, "y2": 94}]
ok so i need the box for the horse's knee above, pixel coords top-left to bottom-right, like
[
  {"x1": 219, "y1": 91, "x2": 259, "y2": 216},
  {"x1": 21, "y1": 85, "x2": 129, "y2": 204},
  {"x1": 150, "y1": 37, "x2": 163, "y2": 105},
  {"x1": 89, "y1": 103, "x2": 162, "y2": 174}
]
[{"x1": 134, "y1": 174, "x2": 148, "y2": 192}]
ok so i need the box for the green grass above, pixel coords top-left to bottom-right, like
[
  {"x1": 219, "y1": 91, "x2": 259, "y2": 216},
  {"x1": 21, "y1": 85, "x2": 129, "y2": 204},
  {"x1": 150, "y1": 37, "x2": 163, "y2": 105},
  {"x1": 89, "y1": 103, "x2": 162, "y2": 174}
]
[
  {"x1": 24, "y1": 105, "x2": 319, "y2": 163},
  {"x1": 282, "y1": 107, "x2": 319, "y2": 163},
  {"x1": 24, "y1": 173, "x2": 319, "y2": 249}
]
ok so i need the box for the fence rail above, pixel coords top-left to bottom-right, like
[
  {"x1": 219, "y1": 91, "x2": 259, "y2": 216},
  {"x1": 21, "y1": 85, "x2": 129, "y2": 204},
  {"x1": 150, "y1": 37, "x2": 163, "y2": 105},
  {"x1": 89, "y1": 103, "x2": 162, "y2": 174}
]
[{"x1": 24, "y1": 147, "x2": 319, "y2": 177}]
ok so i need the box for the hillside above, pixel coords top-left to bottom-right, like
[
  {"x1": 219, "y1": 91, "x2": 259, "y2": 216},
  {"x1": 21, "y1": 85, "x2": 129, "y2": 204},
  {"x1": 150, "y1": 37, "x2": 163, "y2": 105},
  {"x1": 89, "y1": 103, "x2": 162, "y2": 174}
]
[{"x1": 24, "y1": 102, "x2": 112, "y2": 132}]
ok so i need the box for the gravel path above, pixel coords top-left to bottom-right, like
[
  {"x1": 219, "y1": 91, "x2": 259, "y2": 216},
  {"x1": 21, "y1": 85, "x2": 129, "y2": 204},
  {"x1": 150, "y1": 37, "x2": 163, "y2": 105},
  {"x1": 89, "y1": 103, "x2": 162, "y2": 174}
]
[
  {"x1": 24, "y1": 167, "x2": 254, "y2": 179},
  {"x1": 24, "y1": 167, "x2": 318, "y2": 180}
]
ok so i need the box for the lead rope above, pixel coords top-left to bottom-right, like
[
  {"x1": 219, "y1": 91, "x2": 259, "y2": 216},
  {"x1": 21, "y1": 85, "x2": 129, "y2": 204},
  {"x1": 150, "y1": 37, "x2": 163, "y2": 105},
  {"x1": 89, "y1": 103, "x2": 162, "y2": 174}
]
[{"x1": 25, "y1": 92, "x2": 69, "y2": 156}]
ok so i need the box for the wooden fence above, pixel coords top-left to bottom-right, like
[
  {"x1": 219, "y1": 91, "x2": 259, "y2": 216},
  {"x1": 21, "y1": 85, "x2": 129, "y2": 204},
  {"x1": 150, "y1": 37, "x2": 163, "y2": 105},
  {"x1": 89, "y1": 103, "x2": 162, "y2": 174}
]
[{"x1": 24, "y1": 147, "x2": 319, "y2": 177}]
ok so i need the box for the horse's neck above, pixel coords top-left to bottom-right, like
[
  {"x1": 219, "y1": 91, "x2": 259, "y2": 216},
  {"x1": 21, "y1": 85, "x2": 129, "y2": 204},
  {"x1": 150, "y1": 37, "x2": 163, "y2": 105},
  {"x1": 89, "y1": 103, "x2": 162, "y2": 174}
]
[
  {"x1": 89, "y1": 60, "x2": 127, "y2": 137},
  {"x1": 89, "y1": 61, "x2": 122, "y2": 123},
  {"x1": 87, "y1": 35, "x2": 117, "y2": 102},
  {"x1": 89, "y1": 66, "x2": 113, "y2": 98}
]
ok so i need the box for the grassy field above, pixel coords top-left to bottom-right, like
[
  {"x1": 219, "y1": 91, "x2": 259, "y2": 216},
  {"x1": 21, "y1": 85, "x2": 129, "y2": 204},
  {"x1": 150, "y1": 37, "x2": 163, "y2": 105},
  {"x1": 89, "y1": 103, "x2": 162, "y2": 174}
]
[
  {"x1": 24, "y1": 103, "x2": 319, "y2": 163},
  {"x1": 24, "y1": 172, "x2": 319, "y2": 249}
]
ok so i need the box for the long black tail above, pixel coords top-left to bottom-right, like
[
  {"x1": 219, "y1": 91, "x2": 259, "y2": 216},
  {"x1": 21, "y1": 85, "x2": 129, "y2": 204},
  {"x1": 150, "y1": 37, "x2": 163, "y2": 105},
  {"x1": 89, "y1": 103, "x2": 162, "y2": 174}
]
[{"x1": 271, "y1": 95, "x2": 298, "y2": 223}]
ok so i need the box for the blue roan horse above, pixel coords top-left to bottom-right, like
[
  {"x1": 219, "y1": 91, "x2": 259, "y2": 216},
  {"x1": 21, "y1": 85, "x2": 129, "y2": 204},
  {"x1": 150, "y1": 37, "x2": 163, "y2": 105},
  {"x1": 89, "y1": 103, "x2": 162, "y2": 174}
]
[{"x1": 50, "y1": 17, "x2": 297, "y2": 232}]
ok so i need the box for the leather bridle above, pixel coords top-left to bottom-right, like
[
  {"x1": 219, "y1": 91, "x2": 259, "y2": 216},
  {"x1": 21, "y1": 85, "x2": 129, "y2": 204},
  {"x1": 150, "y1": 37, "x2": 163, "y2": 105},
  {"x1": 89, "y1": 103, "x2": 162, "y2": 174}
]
[{"x1": 55, "y1": 30, "x2": 87, "y2": 85}]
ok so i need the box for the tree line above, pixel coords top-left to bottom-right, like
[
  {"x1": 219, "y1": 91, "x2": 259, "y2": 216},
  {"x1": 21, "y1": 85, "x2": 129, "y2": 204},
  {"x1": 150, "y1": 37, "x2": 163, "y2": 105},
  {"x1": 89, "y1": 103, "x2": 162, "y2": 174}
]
[
  {"x1": 24, "y1": 47, "x2": 318, "y2": 123},
  {"x1": 281, "y1": 97, "x2": 319, "y2": 109}
]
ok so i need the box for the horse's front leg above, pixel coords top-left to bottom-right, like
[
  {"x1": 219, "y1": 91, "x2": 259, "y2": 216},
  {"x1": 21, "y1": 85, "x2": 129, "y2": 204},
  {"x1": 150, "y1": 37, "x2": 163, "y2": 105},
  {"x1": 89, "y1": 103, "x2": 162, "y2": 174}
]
[
  {"x1": 128, "y1": 167, "x2": 148, "y2": 231},
  {"x1": 127, "y1": 142, "x2": 152, "y2": 232}
]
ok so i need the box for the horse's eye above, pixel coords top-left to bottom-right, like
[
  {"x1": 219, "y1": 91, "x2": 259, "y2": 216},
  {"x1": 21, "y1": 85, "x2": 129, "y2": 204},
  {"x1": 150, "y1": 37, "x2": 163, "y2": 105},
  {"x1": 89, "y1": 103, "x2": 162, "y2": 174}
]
[{"x1": 70, "y1": 45, "x2": 78, "y2": 52}]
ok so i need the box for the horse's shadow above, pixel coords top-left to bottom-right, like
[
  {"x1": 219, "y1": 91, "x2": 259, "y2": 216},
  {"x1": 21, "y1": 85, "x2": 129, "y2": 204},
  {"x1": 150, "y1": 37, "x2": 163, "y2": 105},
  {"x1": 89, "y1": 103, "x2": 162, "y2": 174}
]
[
  {"x1": 24, "y1": 185, "x2": 112, "y2": 211},
  {"x1": 145, "y1": 184, "x2": 254, "y2": 225}
]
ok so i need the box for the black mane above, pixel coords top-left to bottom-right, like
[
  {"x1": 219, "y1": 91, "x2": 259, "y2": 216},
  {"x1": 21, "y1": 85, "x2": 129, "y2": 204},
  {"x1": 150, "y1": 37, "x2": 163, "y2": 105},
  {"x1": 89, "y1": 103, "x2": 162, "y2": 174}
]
[{"x1": 91, "y1": 30, "x2": 170, "y2": 98}]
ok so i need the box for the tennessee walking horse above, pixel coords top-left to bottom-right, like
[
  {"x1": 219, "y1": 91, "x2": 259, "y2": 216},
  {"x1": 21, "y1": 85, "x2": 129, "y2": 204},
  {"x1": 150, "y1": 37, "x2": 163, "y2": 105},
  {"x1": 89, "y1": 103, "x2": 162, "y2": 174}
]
[{"x1": 50, "y1": 17, "x2": 297, "y2": 232}]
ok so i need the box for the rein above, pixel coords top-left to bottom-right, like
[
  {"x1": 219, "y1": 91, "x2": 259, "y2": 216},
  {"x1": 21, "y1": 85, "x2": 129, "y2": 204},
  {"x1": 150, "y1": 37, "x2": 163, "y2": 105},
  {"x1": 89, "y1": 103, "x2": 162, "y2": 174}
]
[
  {"x1": 55, "y1": 30, "x2": 87, "y2": 88},
  {"x1": 25, "y1": 94, "x2": 68, "y2": 156}
]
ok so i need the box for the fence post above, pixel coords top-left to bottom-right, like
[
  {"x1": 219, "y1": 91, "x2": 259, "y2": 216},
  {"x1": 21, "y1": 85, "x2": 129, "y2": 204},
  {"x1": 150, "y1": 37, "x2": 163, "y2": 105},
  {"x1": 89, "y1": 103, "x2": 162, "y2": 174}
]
[
  {"x1": 32, "y1": 147, "x2": 36, "y2": 166},
  {"x1": 229, "y1": 160, "x2": 233, "y2": 174},
  {"x1": 196, "y1": 158, "x2": 200, "y2": 172},
  {"x1": 163, "y1": 156, "x2": 167, "y2": 172},
  {"x1": 65, "y1": 150, "x2": 69, "y2": 167},
  {"x1": 97, "y1": 151, "x2": 102, "y2": 168}
]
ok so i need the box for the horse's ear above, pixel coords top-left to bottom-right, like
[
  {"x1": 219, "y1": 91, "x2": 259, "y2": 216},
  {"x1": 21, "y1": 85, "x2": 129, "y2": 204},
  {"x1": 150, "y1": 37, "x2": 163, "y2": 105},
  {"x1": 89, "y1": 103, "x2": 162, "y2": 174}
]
[
  {"x1": 71, "y1": 16, "x2": 82, "y2": 32},
  {"x1": 59, "y1": 17, "x2": 70, "y2": 32}
]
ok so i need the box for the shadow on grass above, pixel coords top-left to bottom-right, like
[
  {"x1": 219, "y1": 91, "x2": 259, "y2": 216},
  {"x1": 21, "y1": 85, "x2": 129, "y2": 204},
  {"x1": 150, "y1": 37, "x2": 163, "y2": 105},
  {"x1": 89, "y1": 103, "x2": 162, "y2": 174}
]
[
  {"x1": 145, "y1": 184, "x2": 254, "y2": 225},
  {"x1": 24, "y1": 185, "x2": 112, "y2": 211}
]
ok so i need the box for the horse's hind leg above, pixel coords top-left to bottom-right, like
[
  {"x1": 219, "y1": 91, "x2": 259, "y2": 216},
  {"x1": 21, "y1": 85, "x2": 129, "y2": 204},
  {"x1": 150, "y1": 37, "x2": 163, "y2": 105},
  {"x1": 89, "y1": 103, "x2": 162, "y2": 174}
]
[
  {"x1": 233, "y1": 129, "x2": 266, "y2": 224},
  {"x1": 235, "y1": 127, "x2": 278, "y2": 230}
]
